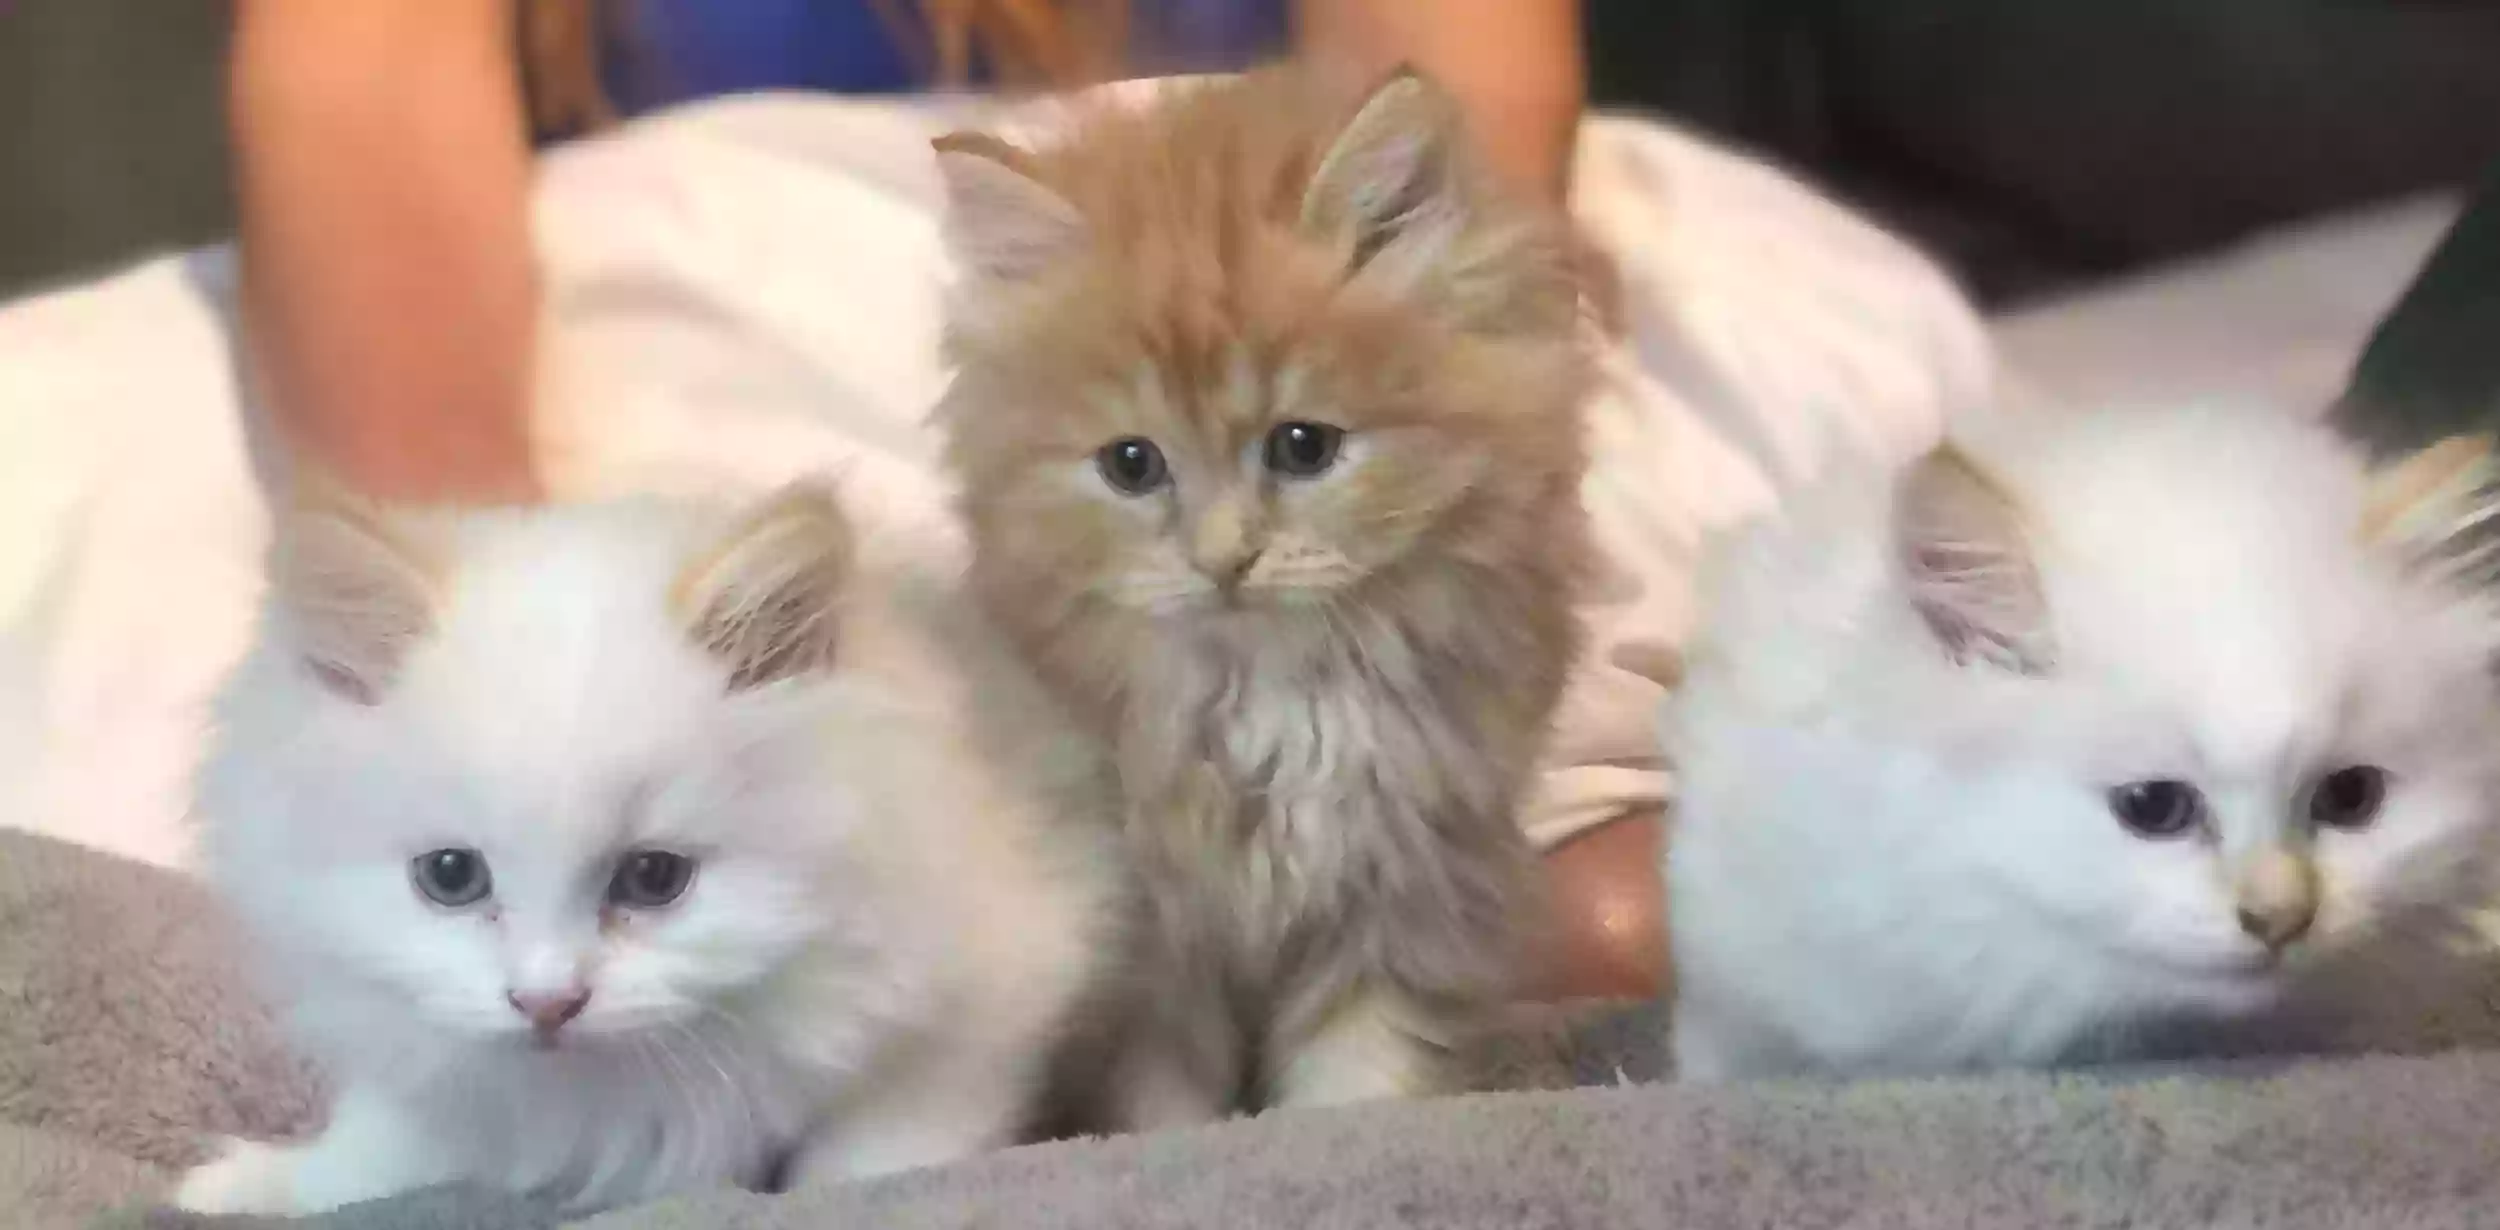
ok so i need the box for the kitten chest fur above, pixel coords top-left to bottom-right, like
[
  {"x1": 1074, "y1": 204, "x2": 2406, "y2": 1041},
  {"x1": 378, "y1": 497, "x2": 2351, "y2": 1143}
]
[{"x1": 1107, "y1": 587, "x2": 1554, "y2": 1037}]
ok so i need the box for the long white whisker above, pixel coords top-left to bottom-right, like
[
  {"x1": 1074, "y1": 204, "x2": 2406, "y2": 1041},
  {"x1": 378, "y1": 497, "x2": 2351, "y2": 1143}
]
[
  {"x1": 686, "y1": 1020, "x2": 762, "y2": 1163},
  {"x1": 645, "y1": 1027, "x2": 711, "y2": 1173},
  {"x1": 673, "y1": 1019, "x2": 751, "y2": 1166}
]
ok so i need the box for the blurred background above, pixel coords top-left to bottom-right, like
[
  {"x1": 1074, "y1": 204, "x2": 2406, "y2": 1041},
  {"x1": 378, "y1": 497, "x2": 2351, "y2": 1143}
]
[{"x1": 3, "y1": 0, "x2": 2498, "y2": 307}]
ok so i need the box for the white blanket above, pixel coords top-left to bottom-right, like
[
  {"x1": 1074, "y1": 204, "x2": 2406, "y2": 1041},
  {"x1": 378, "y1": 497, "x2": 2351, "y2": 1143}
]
[{"x1": 0, "y1": 89, "x2": 1992, "y2": 870}]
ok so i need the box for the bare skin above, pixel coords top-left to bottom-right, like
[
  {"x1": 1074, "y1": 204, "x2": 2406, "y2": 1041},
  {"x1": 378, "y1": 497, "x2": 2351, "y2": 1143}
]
[
  {"x1": 229, "y1": 0, "x2": 541, "y2": 504},
  {"x1": 1293, "y1": 0, "x2": 1586, "y2": 205},
  {"x1": 1528, "y1": 810, "x2": 1665, "y2": 1002},
  {"x1": 230, "y1": 0, "x2": 1657, "y2": 1001}
]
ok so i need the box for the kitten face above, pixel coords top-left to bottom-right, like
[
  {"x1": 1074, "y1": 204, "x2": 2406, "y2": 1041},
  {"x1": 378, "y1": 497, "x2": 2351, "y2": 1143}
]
[
  {"x1": 1952, "y1": 653, "x2": 2491, "y2": 1013},
  {"x1": 202, "y1": 487, "x2": 855, "y2": 1051},
  {"x1": 258, "y1": 688, "x2": 828, "y2": 1047},
  {"x1": 1893, "y1": 411, "x2": 2500, "y2": 1012},
  {"x1": 932, "y1": 70, "x2": 1587, "y2": 637},
  {"x1": 981, "y1": 335, "x2": 1502, "y2": 619}
]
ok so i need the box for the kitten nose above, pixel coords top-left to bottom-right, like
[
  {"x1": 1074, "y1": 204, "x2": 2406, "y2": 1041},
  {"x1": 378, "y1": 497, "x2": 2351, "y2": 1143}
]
[
  {"x1": 1197, "y1": 544, "x2": 1264, "y2": 587},
  {"x1": 1189, "y1": 500, "x2": 1263, "y2": 587},
  {"x1": 2233, "y1": 849, "x2": 2318, "y2": 951},
  {"x1": 507, "y1": 988, "x2": 591, "y2": 1035},
  {"x1": 2237, "y1": 905, "x2": 2312, "y2": 950}
]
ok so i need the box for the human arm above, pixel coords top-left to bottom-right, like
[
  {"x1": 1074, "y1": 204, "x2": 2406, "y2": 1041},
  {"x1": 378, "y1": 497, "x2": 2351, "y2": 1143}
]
[
  {"x1": 1526, "y1": 807, "x2": 1663, "y2": 1002},
  {"x1": 1294, "y1": 0, "x2": 1586, "y2": 205},
  {"x1": 228, "y1": 0, "x2": 541, "y2": 502}
]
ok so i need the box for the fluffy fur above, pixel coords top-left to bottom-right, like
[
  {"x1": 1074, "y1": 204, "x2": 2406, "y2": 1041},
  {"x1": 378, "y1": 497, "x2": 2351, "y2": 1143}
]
[
  {"x1": 930, "y1": 67, "x2": 1593, "y2": 1118},
  {"x1": 1665, "y1": 404, "x2": 2500, "y2": 1080},
  {"x1": 175, "y1": 483, "x2": 1112, "y2": 1214}
]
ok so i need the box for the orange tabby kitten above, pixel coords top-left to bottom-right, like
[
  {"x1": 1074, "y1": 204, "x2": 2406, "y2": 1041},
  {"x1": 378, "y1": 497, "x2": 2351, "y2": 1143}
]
[{"x1": 930, "y1": 67, "x2": 1593, "y2": 1120}]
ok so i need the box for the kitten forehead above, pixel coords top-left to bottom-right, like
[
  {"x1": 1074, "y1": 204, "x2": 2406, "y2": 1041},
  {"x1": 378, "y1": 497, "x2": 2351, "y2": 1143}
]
[
  {"x1": 261, "y1": 499, "x2": 844, "y2": 862},
  {"x1": 1971, "y1": 406, "x2": 2468, "y2": 769},
  {"x1": 937, "y1": 67, "x2": 1586, "y2": 467},
  {"x1": 391, "y1": 510, "x2": 730, "y2": 829},
  {"x1": 1713, "y1": 404, "x2": 2495, "y2": 781},
  {"x1": 1103, "y1": 345, "x2": 1271, "y2": 434},
  {"x1": 1086, "y1": 345, "x2": 1346, "y2": 451}
]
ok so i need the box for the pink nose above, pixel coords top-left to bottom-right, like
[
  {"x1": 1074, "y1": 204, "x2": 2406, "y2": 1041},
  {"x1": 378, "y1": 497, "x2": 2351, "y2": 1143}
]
[{"x1": 507, "y1": 989, "x2": 591, "y2": 1035}]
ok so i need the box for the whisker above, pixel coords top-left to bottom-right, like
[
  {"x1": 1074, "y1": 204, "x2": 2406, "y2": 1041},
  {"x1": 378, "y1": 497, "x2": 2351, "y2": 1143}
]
[
  {"x1": 699, "y1": 999, "x2": 763, "y2": 1039},
  {"x1": 645, "y1": 1027, "x2": 711, "y2": 1173},
  {"x1": 679, "y1": 1019, "x2": 760, "y2": 1163}
]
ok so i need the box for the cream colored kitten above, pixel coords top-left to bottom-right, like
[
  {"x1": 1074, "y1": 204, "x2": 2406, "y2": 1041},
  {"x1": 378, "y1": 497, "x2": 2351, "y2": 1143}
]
[
  {"x1": 1668, "y1": 408, "x2": 2500, "y2": 1080},
  {"x1": 930, "y1": 67, "x2": 1593, "y2": 1121},
  {"x1": 176, "y1": 483, "x2": 1113, "y2": 1214}
]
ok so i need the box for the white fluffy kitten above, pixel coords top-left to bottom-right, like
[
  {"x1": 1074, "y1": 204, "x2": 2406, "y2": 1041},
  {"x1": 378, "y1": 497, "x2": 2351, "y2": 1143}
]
[
  {"x1": 1666, "y1": 406, "x2": 2500, "y2": 1081},
  {"x1": 176, "y1": 483, "x2": 1111, "y2": 1214}
]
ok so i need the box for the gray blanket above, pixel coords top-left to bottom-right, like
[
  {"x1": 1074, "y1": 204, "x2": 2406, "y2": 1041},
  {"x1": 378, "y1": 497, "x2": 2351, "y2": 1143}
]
[{"x1": 9, "y1": 828, "x2": 2500, "y2": 1230}]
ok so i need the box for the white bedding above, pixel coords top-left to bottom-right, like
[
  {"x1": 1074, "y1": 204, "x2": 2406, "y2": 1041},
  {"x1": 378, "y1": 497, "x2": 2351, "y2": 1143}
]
[
  {"x1": 0, "y1": 88, "x2": 1991, "y2": 871},
  {"x1": 1995, "y1": 194, "x2": 2457, "y2": 415}
]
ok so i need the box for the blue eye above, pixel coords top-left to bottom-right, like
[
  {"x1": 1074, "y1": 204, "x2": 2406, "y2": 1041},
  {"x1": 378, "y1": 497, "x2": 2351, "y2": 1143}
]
[
  {"x1": 607, "y1": 850, "x2": 697, "y2": 909},
  {"x1": 2308, "y1": 765, "x2": 2387, "y2": 830},
  {"x1": 410, "y1": 848, "x2": 492, "y2": 908},
  {"x1": 2108, "y1": 780, "x2": 2201, "y2": 839}
]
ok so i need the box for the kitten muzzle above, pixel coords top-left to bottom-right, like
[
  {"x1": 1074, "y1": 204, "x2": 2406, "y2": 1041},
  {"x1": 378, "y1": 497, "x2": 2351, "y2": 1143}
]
[
  {"x1": 2232, "y1": 850, "x2": 2319, "y2": 952},
  {"x1": 510, "y1": 988, "x2": 592, "y2": 1044},
  {"x1": 1188, "y1": 499, "x2": 1264, "y2": 591}
]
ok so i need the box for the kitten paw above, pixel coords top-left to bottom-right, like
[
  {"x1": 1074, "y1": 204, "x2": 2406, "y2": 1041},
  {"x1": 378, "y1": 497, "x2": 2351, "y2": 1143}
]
[
  {"x1": 1267, "y1": 992, "x2": 1452, "y2": 1109},
  {"x1": 172, "y1": 1138, "x2": 299, "y2": 1215},
  {"x1": 1109, "y1": 1049, "x2": 1228, "y2": 1131}
]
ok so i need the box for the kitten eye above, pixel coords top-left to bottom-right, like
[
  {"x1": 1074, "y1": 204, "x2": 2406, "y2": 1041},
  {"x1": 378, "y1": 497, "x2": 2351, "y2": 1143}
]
[
  {"x1": 410, "y1": 848, "x2": 492, "y2": 908},
  {"x1": 2308, "y1": 765, "x2": 2388, "y2": 831},
  {"x1": 1095, "y1": 437, "x2": 1169, "y2": 495},
  {"x1": 1263, "y1": 421, "x2": 1344, "y2": 479},
  {"x1": 2108, "y1": 780, "x2": 2202, "y2": 840},
  {"x1": 608, "y1": 850, "x2": 697, "y2": 909}
]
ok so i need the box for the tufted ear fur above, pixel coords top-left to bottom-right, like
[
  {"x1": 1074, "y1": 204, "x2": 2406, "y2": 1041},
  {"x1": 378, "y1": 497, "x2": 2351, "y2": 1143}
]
[
  {"x1": 1895, "y1": 443, "x2": 2055, "y2": 675},
  {"x1": 1299, "y1": 67, "x2": 1469, "y2": 273},
  {"x1": 672, "y1": 482, "x2": 854, "y2": 693},
  {"x1": 2361, "y1": 434, "x2": 2500, "y2": 583},
  {"x1": 271, "y1": 483, "x2": 442, "y2": 705},
  {"x1": 932, "y1": 131, "x2": 1090, "y2": 285}
]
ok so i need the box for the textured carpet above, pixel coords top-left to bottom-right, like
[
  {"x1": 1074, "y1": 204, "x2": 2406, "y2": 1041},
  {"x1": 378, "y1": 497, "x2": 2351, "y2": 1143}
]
[{"x1": 8, "y1": 828, "x2": 2500, "y2": 1229}]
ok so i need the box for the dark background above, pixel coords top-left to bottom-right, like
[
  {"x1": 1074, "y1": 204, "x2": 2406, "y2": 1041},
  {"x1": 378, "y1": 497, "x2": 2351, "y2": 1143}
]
[
  {"x1": 1588, "y1": 0, "x2": 2500, "y2": 304},
  {"x1": 4, "y1": 0, "x2": 2498, "y2": 305},
  {"x1": 0, "y1": 0, "x2": 233, "y2": 299}
]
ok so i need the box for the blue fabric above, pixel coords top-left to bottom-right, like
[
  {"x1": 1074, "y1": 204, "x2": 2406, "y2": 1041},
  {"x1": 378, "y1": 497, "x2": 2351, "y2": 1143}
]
[
  {"x1": 605, "y1": 0, "x2": 1288, "y2": 113},
  {"x1": 1133, "y1": 0, "x2": 1290, "y2": 75},
  {"x1": 608, "y1": 0, "x2": 921, "y2": 112}
]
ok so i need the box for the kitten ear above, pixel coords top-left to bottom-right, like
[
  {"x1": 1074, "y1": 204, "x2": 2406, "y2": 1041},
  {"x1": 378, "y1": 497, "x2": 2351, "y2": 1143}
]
[
  {"x1": 1299, "y1": 67, "x2": 1467, "y2": 270},
  {"x1": 932, "y1": 131, "x2": 1089, "y2": 284},
  {"x1": 1894, "y1": 444, "x2": 2056, "y2": 675},
  {"x1": 270, "y1": 482, "x2": 441, "y2": 705},
  {"x1": 674, "y1": 482, "x2": 853, "y2": 693},
  {"x1": 2361, "y1": 434, "x2": 2500, "y2": 573}
]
